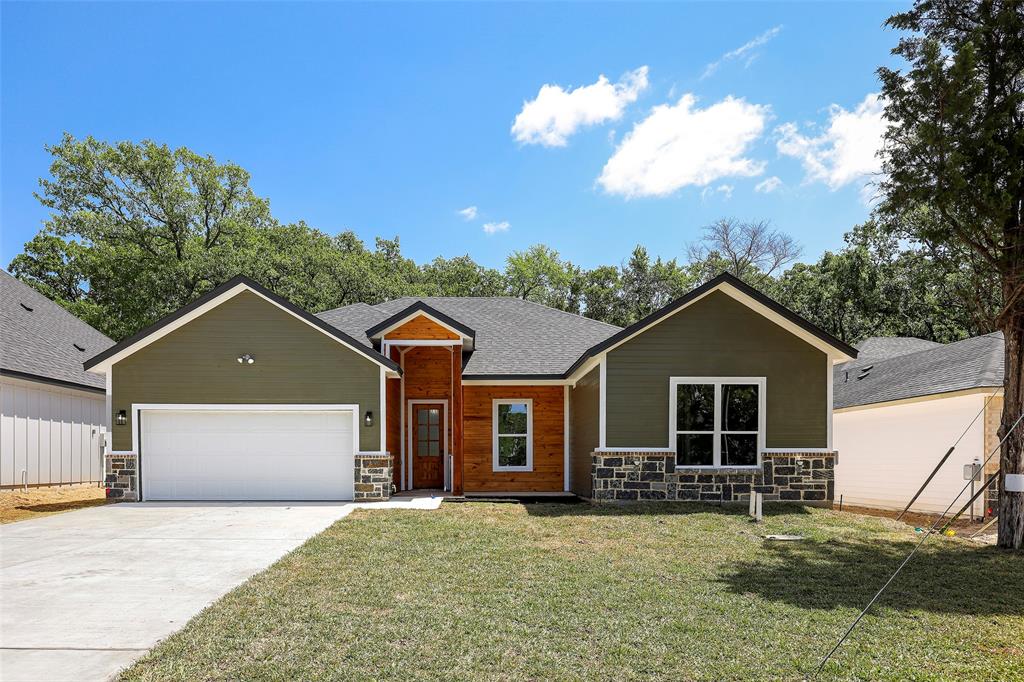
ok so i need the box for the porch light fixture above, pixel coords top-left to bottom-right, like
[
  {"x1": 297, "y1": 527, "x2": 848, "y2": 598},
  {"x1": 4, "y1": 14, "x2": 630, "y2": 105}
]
[
  {"x1": 364, "y1": 410, "x2": 374, "y2": 427},
  {"x1": 237, "y1": 354, "x2": 255, "y2": 364},
  {"x1": 116, "y1": 410, "x2": 127, "y2": 426}
]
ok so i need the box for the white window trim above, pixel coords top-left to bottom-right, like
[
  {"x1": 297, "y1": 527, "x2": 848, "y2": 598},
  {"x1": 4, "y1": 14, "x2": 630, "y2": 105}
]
[
  {"x1": 492, "y1": 398, "x2": 533, "y2": 472},
  {"x1": 668, "y1": 377, "x2": 766, "y2": 469}
]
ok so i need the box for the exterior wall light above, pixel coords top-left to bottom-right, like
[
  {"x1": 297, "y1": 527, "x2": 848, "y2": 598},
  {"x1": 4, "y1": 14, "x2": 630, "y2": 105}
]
[
  {"x1": 116, "y1": 410, "x2": 127, "y2": 426},
  {"x1": 237, "y1": 354, "x2": 255, "y2": 364},
  {"x1": 364, "y1": 411, "x2": 374, "y2": 427}
]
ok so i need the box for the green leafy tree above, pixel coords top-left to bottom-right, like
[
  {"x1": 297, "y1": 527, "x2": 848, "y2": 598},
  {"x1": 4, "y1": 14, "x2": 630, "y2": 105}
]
[{"x1": 878, "y1": 0, "x2": 1024, "y2": 548}]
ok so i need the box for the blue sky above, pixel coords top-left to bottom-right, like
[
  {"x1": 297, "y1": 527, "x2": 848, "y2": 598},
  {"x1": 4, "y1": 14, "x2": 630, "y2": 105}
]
[{"x1": 1, "y1": 1, "x2": 903, "y2": 271}]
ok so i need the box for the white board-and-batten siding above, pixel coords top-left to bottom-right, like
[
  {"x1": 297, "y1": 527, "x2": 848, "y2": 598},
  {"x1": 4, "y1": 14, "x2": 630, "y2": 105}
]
[{"x1": 0, "y1": 375, "x2": 107, "y2": 487}]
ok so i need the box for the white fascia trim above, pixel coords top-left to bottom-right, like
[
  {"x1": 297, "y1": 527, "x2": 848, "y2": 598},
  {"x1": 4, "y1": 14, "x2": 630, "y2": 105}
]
[
  {"x1": 130, "y1": 403, "x2": 361, "y2": 459},
  {"x1": 762, "y1": 448, "x2": 836, "y2": 453},
  {"x1": 834, "y1": 387, "x2": 1004, "y2": 414},
  {"x1": 826, "y1": 354, "x2": 834, "y2": 450},
  {"x1": 594, "y1": 448, "x2": 675, "y2": 453},
  {"x1": 376, "y1": 311, "x2": 472, "y2": 345},
  {"x1": 379, "y1": 366, "x2": 387, "y2": 454},
  {"x1": 88, "y1": 283, "x2": 396, "y2": 374},
  {"x1": 566, "y1": 356, "x2": 603, "y2": 386},
  {"x1": 462, "y1": 379, "x2": 570, "y2": 386}
]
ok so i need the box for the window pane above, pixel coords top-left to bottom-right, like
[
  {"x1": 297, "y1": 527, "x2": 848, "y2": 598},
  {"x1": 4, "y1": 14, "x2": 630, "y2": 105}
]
[
  {"x1": 498, "y1": 435, "x2": 527, "y2": 467},
  {"x1": 429, "y1": 409, "x2": 440, "y2": 425},
  {"x1": 429, "y1": 441, "x2": 440, "y2": 456},
  {"x1": 418, "y1": 425, "x2": 428, "y2": 440},
  {"x1": 497, "y1": 403, "x2": 528, "y2": 434},
  {"x1": 676, "y1": 433, "x2": 713, "y2": 466},
  {"x1": 417, "y1": 439, "x2": 428, "y2": 454},
  {"x1": 722, "y1": 434, "x2": 758, "y2": 466},
  {"x1": 723, "y1": 384, "x2": 758, "y2": 431},
  {"x1": 429, "y1": 425, "x2": 439, "y2": 440},
  {"x1": 676, "y1": 384, "x2": 714, "y2": 432},
  {"x1": 418, "y1": 410, "x2": 428, "y2": 425}
]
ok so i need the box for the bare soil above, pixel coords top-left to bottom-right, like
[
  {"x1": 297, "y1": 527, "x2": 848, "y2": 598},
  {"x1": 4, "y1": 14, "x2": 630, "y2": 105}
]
[{"x1": 0, "y1": 484, "x2": 108, "y2": 524}]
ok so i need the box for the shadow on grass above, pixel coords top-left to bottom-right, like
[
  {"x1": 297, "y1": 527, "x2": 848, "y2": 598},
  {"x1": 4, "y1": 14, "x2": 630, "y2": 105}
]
[
  {"x1": 719, "y1": 536, "x2": 1024, "y2": 616},
  {"x1": 522, "y1": 500, "x2": 813, "y2": 518}
]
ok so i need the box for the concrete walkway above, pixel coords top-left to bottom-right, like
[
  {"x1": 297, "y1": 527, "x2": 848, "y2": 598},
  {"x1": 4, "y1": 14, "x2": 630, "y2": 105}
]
[{"x1": 0, "y1": 496, "x2": 443, "y2": 682}]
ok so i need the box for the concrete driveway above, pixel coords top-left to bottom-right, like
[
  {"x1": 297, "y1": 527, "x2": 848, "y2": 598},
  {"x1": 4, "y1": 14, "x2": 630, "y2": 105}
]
[{"x1": 0, "y1": 498, "x2": 439, "y2": 681}]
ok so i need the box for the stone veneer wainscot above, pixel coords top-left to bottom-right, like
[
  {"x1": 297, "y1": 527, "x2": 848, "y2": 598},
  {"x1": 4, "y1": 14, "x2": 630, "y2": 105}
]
[
  {"x1": 105, "y1": 453, "x2": 139, "y2": 501},
  {"x1": 590, "y1": 450, "x2": 835, "y2": 503}
]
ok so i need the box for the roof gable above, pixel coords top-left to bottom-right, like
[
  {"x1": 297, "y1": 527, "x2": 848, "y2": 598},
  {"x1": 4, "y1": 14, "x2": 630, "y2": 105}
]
[
  {"x1": 85, "y1": 276, "x2": 399, "y2": 373},
  {"x1": 366, "y1": 301, "x2": 476, "y2": 348}
]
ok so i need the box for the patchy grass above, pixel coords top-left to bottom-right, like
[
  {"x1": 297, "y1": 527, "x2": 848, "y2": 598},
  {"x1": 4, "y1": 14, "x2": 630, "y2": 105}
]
[
  {"x1": 121, "y1": 503, "x2": 1023, "y2": 681},
  {"x1": 0, "y1": 484, "x2": 107, "y2": 524}
]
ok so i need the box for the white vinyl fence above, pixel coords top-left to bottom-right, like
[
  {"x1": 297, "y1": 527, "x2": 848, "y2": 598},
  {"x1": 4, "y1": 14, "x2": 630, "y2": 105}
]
[{"x1": 0, "y1": 375, "x2": 107, "y2": 488}]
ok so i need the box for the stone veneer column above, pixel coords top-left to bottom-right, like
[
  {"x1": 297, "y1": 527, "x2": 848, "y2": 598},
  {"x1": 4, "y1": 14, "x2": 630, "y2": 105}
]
[
  {"x1": 590, "y1": 450, "x2": 835, "y2": 504},
  {"x1": 354, "y1": 453, "x2": 394, "y2": 501},
  {"x1": 105, "y1": 454, "x2": 139, "y2": 501}
]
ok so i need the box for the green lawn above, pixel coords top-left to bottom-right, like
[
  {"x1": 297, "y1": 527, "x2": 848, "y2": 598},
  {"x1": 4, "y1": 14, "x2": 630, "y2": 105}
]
[{"x1": 121, "y1": 502, "x2": 1023, "y2": 682}]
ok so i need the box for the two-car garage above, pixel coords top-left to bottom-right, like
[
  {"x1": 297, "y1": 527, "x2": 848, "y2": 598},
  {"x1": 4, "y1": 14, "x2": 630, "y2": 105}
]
[{"x1": 140, "y1": 408, "x2": 356, "y2": 501}]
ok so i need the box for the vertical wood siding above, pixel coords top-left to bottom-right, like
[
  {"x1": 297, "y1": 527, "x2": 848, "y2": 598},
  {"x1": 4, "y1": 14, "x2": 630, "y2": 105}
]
[
  {"x1": 111, "y1": 291, "x2": 382, "y2": 451},
  {"x1": 1, "y1": 377, "x2": 106, "y2": 487},
  {"x1": 463, "y1": 385, "x2": 564, "y2": 492},
  {"x1": 606, "y1": 291, "x2": 827, "y2": 449},
  {"x1": 570, "y1": 366, "x2": 600, "y2": 497}
]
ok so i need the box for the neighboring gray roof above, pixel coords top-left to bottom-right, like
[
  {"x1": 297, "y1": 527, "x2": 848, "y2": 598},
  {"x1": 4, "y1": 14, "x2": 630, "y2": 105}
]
[
  {"x1": 319, "y1": 296, "x2": 621, "y2": 376},
  {"x1": 834, "y1": 332, "x2": 1004, "y2": 409},
  {"x1": 854, "y1": 336, "x2": 943, "y2": 362},
  {"x1": 1, "y1": 270, "x2": 113, "y2": 391}
]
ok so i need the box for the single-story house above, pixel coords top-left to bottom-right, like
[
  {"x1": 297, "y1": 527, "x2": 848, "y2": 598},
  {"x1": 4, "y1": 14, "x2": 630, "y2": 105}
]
[
  {"x1": 83, "y1": 273, "x2": 856, "y2": 503},
  {"x1": 833, "y1": 333, "x2": 1004, "y2": 517},
  {"x1": 1, "y1": 269, "x2": 114, "y2": 488}
]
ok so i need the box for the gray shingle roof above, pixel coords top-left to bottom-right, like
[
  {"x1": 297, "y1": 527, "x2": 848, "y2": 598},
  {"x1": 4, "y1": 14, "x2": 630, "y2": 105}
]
[
  {"x1": 834, "y1": 332, "x2": 1004, "y2": 409},
  {"x1": 1, "y1": 270, "x2": 113, "y2": 390},
  {"x1": 318, "y1": 297, "x2": 621, "y2": 376},
  {"x1": 854, "y1": 336, "x2": 943, "y2": 362}
]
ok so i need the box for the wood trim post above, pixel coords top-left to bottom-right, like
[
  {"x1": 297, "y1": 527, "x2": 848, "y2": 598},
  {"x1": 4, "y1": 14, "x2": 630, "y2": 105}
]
[{"x1": 452, "y1": 344, "x2": 464, "y2": 495}]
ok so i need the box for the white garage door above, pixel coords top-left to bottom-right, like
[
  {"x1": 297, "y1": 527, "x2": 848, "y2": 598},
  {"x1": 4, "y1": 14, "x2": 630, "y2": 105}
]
[{"x1": 141, "y1": 409, "x2": 354, "y2": 501}]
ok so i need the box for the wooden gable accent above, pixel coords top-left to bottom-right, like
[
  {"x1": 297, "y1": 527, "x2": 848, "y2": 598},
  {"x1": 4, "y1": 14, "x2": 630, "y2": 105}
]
[
  {"x1": 463, "y1": 385, "x2": 564, "y2": 493},
  {"x1": 384, "y1": 315, "x2": 460, "y2": 340}
]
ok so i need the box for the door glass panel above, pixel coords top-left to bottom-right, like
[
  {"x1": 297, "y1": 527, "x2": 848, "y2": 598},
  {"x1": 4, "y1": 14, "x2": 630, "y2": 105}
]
[
  {"x1": 722, "y1": 384, "x2": 758, "y2": 431},
  {"x1": 429, "y1": 425, "x2": 439, "y2": 440},
  {"x1": 418, "y1": 425, "x2": 428, "y2": 440},
  {"x1": 429, "y1": 441, "x2": 439, "y2": 456},
  {"x1": 418, "y1": 410, "x2": 428, "y2": 425},
  {"x1": 429, "y1": 409, "x2": 440, "y2": 425},
  {"x1": 676, "y1": 384, "x2": 715, "y2": 431}
]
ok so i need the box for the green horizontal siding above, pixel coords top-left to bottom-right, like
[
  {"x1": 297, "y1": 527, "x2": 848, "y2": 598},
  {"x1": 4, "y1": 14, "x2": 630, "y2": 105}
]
[
  {"x1": 570, "y1": 365, "x2": 600, "y2": 497},
  {"x1": 606, "y1": 290, "x2": 827, "y2": 449},
  {"x1": 111, "y1": 291, "x2": 381, "y2": 451}
]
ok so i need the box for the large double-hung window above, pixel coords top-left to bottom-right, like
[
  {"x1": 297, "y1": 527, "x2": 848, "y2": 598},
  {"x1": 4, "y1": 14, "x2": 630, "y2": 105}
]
[{"x1": 670, "y1": 377, "x2": 765, "y2": 468}]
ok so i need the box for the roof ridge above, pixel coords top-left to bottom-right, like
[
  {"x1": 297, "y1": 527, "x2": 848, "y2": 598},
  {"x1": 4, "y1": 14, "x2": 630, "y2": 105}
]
[{"x1": 317, "y1": 301, "x2": 381, "y2": 316}]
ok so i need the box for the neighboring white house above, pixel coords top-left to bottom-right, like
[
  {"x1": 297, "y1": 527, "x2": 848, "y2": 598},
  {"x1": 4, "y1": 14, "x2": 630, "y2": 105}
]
[
  {"x1": 834, "y1": 334, "x2": 1003, "y2": 517},
  {"x1": 1, "y1": 270, "x2": 113, "y2": 488}
]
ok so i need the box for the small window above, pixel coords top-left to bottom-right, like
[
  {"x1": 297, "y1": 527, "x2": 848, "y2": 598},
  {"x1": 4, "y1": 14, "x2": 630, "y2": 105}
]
[
  {"x1": 492, "y1": 399, "x2": 533, "y2": 472},
  {"x1": 670, "y1": 378, "x2": 764, "y2": 468}
]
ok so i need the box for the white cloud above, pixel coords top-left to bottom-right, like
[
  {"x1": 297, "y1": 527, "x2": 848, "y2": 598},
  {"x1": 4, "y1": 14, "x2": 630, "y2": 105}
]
[
  {"x1": 776, "y1": 93, "x2": 886, "y2": 191},
  {"x1": 457, "y1": 206, "x2": 478, "y2": 221},
  {"x1": 482, "y1": 221, "x2": 510, "y2": 235},
  {"x1": 702, "y1": 26, "x2": 783, "y2": 80},
  {"x1": 511, "y1": 67, "x2": 649, "y2": 147},
  {"x1": 701, "y1": 184, "x2": 734, "y2": 202},
  {"x1": 597, "y1": 94, "x2": 770, "y2": 198},
  {"x1": 755, "y1": 176, "x2": 783, "y2": 193}
]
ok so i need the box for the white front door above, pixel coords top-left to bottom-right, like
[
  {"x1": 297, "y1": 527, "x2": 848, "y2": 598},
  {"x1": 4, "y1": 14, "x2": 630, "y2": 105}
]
[{"x1": 140, "y1": 409, "x2": 354, "y2": 501}]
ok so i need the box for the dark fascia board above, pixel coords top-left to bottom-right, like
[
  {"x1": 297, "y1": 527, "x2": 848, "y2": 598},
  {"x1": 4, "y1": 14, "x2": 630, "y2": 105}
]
[
  {"x1": 564, "y1": 272, "x2": 858, "y2": 378},
  {"x1": 1, "y1": 368, "x2": 106, "y2": 395},
  {"x1": 365, "y1": 300, "x2": 476, "y2": 342},
  {"x1": 83, "y1": 275, "x2": 401, "y2": 373}
]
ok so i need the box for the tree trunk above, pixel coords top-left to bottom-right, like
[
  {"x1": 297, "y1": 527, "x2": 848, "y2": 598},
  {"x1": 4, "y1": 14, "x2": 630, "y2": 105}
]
[{"x1": 998, "y1": 314, "x2": 1024, "y2": 549}]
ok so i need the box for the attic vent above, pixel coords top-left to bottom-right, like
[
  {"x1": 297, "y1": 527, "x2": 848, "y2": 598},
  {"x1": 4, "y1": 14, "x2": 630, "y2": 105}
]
[
  {"x1": 856, "y1": 365, "x2": 873, "y2": 380},
  {"x1": 73, "y1": 343, "x2": 85, "y2": 352},
  {"x1": 19, "y1": 302, "x2": 33, "y2": 312}
]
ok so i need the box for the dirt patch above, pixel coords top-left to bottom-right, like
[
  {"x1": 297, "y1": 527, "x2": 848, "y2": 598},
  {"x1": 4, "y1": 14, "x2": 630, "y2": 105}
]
[
  {"x1": 835, "y1": 503, "x2": 989, "y2": 533},
  {"x1": 0, "y1": 484, "x2": 109, "y2": 524}
]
